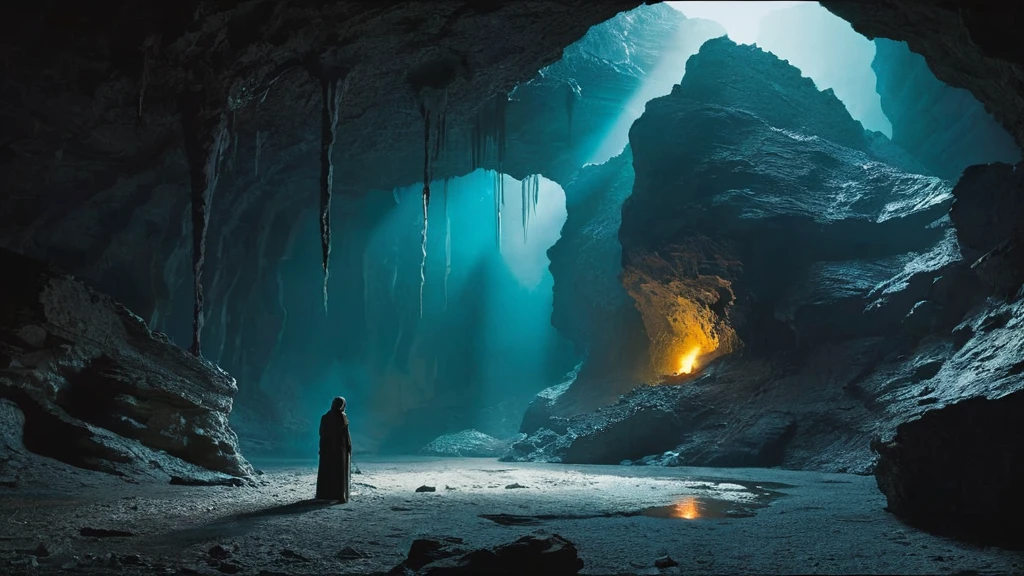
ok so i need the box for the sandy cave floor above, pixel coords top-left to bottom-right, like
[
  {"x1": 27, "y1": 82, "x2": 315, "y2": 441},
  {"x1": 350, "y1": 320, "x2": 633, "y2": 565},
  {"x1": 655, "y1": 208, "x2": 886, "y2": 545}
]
[{"x1": 1, "y1": 457, "x2": 1022, "y2": 575}]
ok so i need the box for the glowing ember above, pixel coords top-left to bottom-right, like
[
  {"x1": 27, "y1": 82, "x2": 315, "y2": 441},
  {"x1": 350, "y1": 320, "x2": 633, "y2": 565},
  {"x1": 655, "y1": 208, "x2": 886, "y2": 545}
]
[
  {"x1": 671, "y1": 496, "x2": 701, "y2": 519},
  {"x1": 678, "y1": 346, "x2": 701, "y2": 375}
]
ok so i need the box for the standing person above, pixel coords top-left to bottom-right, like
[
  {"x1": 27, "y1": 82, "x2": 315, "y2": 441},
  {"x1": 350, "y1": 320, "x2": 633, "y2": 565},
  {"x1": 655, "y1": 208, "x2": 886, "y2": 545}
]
[{"x1": 315, "y1": 396, "x2": 352, "y2": 502}]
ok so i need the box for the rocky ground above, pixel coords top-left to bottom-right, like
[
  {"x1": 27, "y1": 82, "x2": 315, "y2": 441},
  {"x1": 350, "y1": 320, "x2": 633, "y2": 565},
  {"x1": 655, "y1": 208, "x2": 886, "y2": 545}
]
[{"x1": 1, "y1": 457, "x2": 1021, "y2": 575}]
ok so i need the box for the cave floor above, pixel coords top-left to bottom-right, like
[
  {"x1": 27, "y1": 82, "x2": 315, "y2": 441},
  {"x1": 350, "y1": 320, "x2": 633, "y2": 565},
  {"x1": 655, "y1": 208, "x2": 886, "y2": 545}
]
[{"x1": 1, "y1": 457, "x2": 1021, "y2": 575}]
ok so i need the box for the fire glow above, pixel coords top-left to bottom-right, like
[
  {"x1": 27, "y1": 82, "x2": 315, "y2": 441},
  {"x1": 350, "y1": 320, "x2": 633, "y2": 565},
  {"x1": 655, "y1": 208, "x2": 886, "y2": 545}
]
[
  {"x1": 677, "y1": 346, "x2": 701, "y2": 375},
  {"x1": 671, "y1": 496, "x2": 701, "y2": 519}
]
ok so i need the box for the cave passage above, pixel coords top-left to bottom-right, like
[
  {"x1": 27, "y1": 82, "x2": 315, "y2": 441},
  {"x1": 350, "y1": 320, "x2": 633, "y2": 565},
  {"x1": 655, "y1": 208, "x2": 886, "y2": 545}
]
[
  {"x1": 2, "y1": 0, "x2": 1024, "y2": 574},
  {"x1": 226, "y1": 170, "x2": 573, "y2": 458}
]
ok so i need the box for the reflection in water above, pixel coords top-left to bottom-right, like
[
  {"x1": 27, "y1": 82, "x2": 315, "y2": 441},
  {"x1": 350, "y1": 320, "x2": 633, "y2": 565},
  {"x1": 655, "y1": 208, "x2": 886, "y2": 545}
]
[{"x1": 672, "y1": 496, "x2": 701, "y2": 519}]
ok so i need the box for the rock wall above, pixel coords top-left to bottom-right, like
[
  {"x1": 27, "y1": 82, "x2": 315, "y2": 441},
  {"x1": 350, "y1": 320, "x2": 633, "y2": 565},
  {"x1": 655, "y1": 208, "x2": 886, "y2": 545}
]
[
  {"x1": 0, "y1": 248, "x2": 252, "y2": 482},
  {"x1": 822, "y1": 1, "x2": 1024, "y2": 149},
  {"x1": 545, "y1": 149, "x2": 651, "y2": 415},
  {"x1": 621, "y1": 38, "x2": 946, "y2": 371},
  {"x1": 512, "y1": 39, "x2": 1024, "y2": 482},
  {"x1": 872, "y1": 39, "x2": 1020, "y2": 180}
]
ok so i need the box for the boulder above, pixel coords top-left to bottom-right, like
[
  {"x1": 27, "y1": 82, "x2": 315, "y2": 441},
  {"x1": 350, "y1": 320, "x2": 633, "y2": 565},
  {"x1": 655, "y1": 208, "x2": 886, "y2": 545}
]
[
  {"x1": 389, "y1": 535, "x2": 584, "y2": 575},
  {"x1": 873, "y1": 389, "x2": 1024, "y2": 549},
  {"x1": 0, "y1": 248, "x2": 252, "y2": 480},
  {"x1": 420, "y1": 430, "x2": 514, "y2": 458}
]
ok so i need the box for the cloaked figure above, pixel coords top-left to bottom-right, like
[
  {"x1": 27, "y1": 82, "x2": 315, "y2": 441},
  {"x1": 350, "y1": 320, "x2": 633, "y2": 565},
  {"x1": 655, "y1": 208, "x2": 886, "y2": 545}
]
[{"x1": 315, "y1": 396, "x2": 352, "y2": 502}]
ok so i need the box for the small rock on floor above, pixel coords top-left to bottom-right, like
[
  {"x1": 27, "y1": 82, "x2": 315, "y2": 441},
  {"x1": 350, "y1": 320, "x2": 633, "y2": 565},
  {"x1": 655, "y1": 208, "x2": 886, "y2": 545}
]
[
  {"x1": 415, "y1": 485, "x2": 436, "y2": 492},
  {"x1": 655, "y1": 554, "x2": 679, "y2": 568},
  {"x1": 505, "y1": 483, "x2": 527, "y2": 489},
  {"x1": 337, "y1": 546, "x2": 371, "y2": 560}
]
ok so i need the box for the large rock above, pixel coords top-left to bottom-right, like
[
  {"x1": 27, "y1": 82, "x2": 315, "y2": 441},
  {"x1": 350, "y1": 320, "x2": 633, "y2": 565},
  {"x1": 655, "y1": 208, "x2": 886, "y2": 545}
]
[
  {"x1": 0, "y1": 248, "x2": 252, "y2": 480},
  {"x1": 949, "y1": 162, "x2": 1024, "y2": 296},
  {"x1": 872, "y1": 38, "x2": 1020, "y2": 180},
  {"x1": 420, "y1": 429, "x2": 513, "y2": 458},
  {"x1": 512, "y1": 36, "x2": 1019, "y2": 478},
  {"x1": 872, "y1": 388, "x2": 1024, "y2": 549},
  {"x1": 389, "y1": 534, "x2": 584, "y2": 575},
  {"x1": 621, "y1": 37, "x2": 951, "y2": 373}
]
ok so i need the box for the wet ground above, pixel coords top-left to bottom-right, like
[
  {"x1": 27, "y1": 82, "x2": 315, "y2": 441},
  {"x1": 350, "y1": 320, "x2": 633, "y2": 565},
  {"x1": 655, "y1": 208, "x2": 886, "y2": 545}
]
[{"x1": 1, "y1": 457, "x2": 1022, "y2": 574}]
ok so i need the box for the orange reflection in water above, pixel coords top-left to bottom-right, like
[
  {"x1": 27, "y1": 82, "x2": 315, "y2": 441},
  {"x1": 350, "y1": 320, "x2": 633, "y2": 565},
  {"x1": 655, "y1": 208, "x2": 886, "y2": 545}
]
[{"x1": 671, "y1": 496, "x2": 701, "y2": 519}]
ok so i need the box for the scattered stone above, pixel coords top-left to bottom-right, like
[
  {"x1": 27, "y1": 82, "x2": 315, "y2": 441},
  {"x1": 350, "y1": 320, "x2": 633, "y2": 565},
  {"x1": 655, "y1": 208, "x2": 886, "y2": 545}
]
[
  {"x1": 444, "y1": 485, "x2": 457, "y2": 491},
  {"x1": 217, "y1": 561, "x2": 241, "y2": 574},
  {"x1": 280, "y1": 549, "x2": 309, "y2": 562},
  {"x1": 655, "y1": 555, "x2": 679, "y2": 568},
  {"x1": 80, "y1": 527, "x2": 134, "y2": 538},
  {"x1": 337, "y1": 546, "x2": 372, "y2": 560},
  {"x1": 389, "y1": 534, "x2": 583, "y2": 574},
  {"x1": 505, "y1": 483, "x2": 527, "y2": 489},
  {"x1": 208, "y1": 545, "x2": 231, "y2": 560},
  {"x1": 415, "y1": 485, "x2": 436, "y2": 493}
]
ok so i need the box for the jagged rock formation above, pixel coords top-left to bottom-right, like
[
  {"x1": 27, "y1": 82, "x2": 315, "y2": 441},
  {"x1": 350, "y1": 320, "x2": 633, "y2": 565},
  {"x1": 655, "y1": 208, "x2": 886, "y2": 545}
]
[
  {"x1": 0, "y1": 248, "x2": 252, "y2": 482},
  {"x1": 872, "y1": 39, "x2": 1020, "y2": 180},
  {"x1": 621, "y1": 38, "x2": 947, "y2": 372},
  {"x1": 873, "y1": 382, "x2": 1024, "y2": 549},
  {"x1": 755, "y1": 2, "x2": 891, "y2": 135},
  {"x1": 420, "y1": 429, "x2": 517, "y2": 458},
  {"x1": 511, "y1": 38, "x2": 1020, "y2": 477},
  {"x1": 388, "y1": 534, "x2": 584, "y2": 575},
  {"x1": 544, "y1": 150, "x2": 652, "y2": 414}
]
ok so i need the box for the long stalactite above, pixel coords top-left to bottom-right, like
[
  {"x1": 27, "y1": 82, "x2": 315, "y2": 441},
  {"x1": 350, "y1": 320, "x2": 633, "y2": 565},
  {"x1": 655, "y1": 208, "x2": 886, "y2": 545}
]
[
  {"x1": 180, "y1": 93, "x2": 231, "y2": 358},
  {"x1": 319, "y1": 74, "x2": 345, "y2": 314},
  {"x1": 419, "y1": 104, "x2": 432, "y2": 319}
]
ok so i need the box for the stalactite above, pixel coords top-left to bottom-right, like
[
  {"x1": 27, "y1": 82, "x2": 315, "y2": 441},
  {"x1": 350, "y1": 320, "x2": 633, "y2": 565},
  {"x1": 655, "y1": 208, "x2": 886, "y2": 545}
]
[
  {"x1": 254, "y1": 130, "x2": 265, "y2": 178},
  {"x1": 319, "y1": 74, "x2": 345, "y2": 314},
  {"x1": 565, "y1": 80, "x2": 580, "y2": 145},
  {"x1": 443, "y1": 177, "x2": 451, "y2": 311},
  {"x1": 228, "y1": 111, "x2": 238, "y2": 173},
  {"x1": 419, "y1": 106, "x2": 431, "y2": 319},
  {"x1": 180, "y1": 94, "x2": 231, "y2": 358}
]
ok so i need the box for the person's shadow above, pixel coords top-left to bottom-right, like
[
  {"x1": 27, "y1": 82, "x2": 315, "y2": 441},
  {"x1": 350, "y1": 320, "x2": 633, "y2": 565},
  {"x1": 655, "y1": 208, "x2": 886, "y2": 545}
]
[{"x1": 156, "y1": 499, "x2": 339, "y2": 545}]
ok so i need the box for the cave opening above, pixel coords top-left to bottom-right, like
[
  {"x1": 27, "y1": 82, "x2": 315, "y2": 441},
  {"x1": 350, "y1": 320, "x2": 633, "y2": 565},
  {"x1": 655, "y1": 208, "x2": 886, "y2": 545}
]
[{"x1": 2, "y1": 0, "x2": 1024, "y2": 573}]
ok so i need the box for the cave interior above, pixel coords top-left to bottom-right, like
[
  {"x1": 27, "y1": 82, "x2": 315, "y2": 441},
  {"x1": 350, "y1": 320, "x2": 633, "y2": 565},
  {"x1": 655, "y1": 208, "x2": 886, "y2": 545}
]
[{"x1": 1, "y1": 0, "x2": 1024, "y2": 574}]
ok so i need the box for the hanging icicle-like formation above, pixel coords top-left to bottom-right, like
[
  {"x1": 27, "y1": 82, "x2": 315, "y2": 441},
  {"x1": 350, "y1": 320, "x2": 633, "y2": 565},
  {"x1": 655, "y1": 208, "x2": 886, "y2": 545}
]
[
  {"x1": 520, "y1": 173, "x2": 540, "y2": 243},
  {"x1": 180, "y1": 95, "x2": 231, "y2": 358},
  {"x1": 417, "y1": 88, "x2": 450, "y2": 318},
  {"x1": 319, "y1": 74, "x2": 345, "y2": 314},
  {"x1": 443, "y1": 177, "x2": 451, "y2": 311},
  {"x1": 469, "y1": 94, "x2": 509, "y2": 250},
  {"x1": 419, "y1": 104, "x2": 431, "y2": 319}
]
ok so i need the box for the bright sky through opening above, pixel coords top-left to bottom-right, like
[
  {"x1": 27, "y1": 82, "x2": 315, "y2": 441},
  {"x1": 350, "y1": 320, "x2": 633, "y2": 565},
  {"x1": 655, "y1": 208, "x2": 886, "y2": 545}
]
[{"x1": 668, "y1": 1, "x2": 808, "y2": 45}]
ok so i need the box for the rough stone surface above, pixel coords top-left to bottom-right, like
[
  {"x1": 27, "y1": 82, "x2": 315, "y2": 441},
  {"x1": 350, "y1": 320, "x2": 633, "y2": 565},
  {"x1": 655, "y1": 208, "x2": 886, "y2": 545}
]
[
  {"x1": 872, "y1": 388, "x2": 1024, "y2": 549},
  {"x1": 513, "y1": 37, "x2": 1023, "y2": 483},
  {"x1": 389, "y1": 534, "x2": 584, "y2": 575},
  {"x1": 622, "y1": 38, "x2": 950, "y2": 373},
  {"x1": 0, "y1": 248, "x2": 252, "y2": 480},
  {"x1": 872, "y1": 38, "x2": 1020, "y2": 180},
  {"x1": 420, "y1": 430, "x2": 514, "y2": 458}
]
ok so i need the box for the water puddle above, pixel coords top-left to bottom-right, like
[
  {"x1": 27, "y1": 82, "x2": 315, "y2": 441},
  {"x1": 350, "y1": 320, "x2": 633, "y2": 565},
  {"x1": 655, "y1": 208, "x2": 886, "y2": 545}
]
[
  {"x1": 641, "y1": 480, "x2": 787, "y2": 520},
  {"x1": 479, "y1": 478, "x2": 788, "y2": 525}
]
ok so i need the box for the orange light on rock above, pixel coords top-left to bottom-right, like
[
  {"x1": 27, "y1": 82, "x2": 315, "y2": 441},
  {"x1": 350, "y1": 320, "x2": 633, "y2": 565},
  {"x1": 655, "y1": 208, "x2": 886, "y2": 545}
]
[{"x1": 678, "y1": 346, "x2": 701, "y2": 375}]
